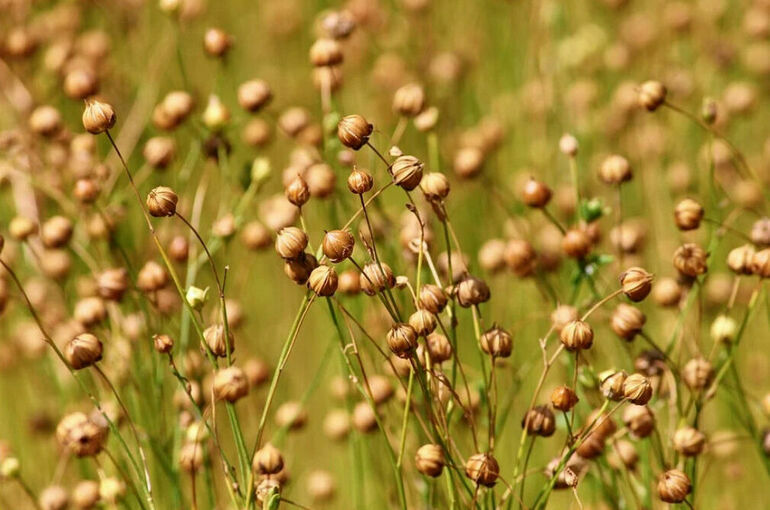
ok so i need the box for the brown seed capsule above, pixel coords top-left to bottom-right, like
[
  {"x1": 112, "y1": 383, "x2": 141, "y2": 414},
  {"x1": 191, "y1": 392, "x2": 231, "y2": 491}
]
[
  {"x1": 479, "y1": 326, "x2": 513, "y2": 358},
  {"x1": 284, "y1": 253, "x2": 318, "y2": 285},
  {"x1": 72, "y1": 479, "x2": 100, "y2": 509},
  {"x1": 727, "y1": 244, "x2": 756, "y2": 275},
  {"x1": 73, "y1": 178, "x2": 100, "y2": 204},
  {"x1": 652, "y1": 277, "x2": 681, "y2": 307},
  {"x1": 213, "y1": 366, "x2": 249, "y2": 402},
  {"x1": 253, "y1": 443, "x2": 284, "y2": 475},
  {"x1": 623, "y1": 405, "x2": 655, "y2": 438},
  {"x1": 550, "y1": 305, "x2": 578, "y2": 332},
  {"x1": 610, "y1": 303, "x2": 646, "y2": 341},
  {"x1": 338, "y1": 115, "x2": 373, "y2": 150},
  {"x1": 143, "y1": 137, "x2": 176, "y2": 169},
  {"x1": 409, "y1": 309, "x2": 437, "y2": 337},
  {"x1": 600, "y1": 370, "x2": 628, "y2": 401},
  {"x1": 203, "y1": 28, "x2": 231, "y2": 57},
  {"x1": 179, "y1": 442, "x2": 204, "y2": 473},
  {"x1": 673, "y1": 243, "x2": 707, "y2": 278},
  {"x1": 97, "y1": 268, "x2": 129, "y2": 301},
  {"x1": 64, "y1": 69, "x2": 99, "y2": 100},
  {"x1": 285, "y1": 174, "x2": 310, "y2": 209},
  {"x1": 237, "y1": 79, "x2": 272, "y2": 112},
  {"x1": 275, "y1": 401, "x2": 307, "y2": 430},
  {"x1": 41, "y1": 216, "x2": 73, "y2": 248},
  {"x1": 522, "y1": 405, "x2": 556, "y2": 437},
  {"x1": 622, "y1": 373, "x2": 653, "y2": 405},
  {"x1": 275, "y1": 227, "x2": 309, "y2": 259},
  {"x1": 657, "y1": 469, "x2": 691, "y2": 503},
  {"x1": 415, "y1": 444, "x2": 444, "y2": 477},
  {"x1": 504, "y1": 239, "x2": 537, "y2": 277},
  {"x1": 9, "y1": 216, "x2": 37, "y2": 241},
  {"x1": 455, "y1": 275, "x2": 490, "y2": 307},
  {"x1": 360, "y1": 262, "x2": 395, "y2": 295},
  {"x1": 674, "y1": 198, "x2": 704, "y2": 231},
  {"x1": 242, "y1": 118, "x2": 272, "y2": 147},
  {"x1": 255, "y1": 478, "x2": 281, "y2": 505},
  {"x1": 420, "y1": 172, "x2": 450, "y2": 201},
  {"x1": 599, "y1": 154, "x2": 632, "y2": 185},
  {"x1": 464, "y1": 453, "x2": 499, "y2": 487},
  {"x1": 419, "y1": 284, "x2": 448, "y2": 314},
  {"x1": 322, "y1": 230, "x2": 355, "y2": 262},
  {"x1": 391, "y1": 155, "x2": 424, "y2": 191},
  {"x1": 65, "y1": 333, "x2": 103, "y2": 369},
  {"x1": 307, "y1": 265, "x2": 338, "y2": 296},
  {"x1": 576, "y1": 430, "x2": 606, "y2": 459},
  {"x1": 39, "y1": 486, "x2": 69, "y2": 510},
  {"x1": 137, "y1": 261, "x2": 168, "y2": 293},
  {"x1": 386, "y1": 323, "x2": 418, "y2": 358},
  {"x1": 82, "y1": 99, "x2": 116, "y2": 134},
  {"x1": 562, "y1": 228, "x2": 592, "y2": 259},
  {"x1": 551, "y1": 386, "x2": 579, "y2": 411},
  {"x1": 167, "y1": 235, "x2": 190, "y2": 262},
  {"x1": 56, "y1": 412, "x2": 106, "y2": 458},
  {"x1": 620, "y1": 267, "x2": 653, "y2": 302},
  {"x1": 560, "y1": 320, "x2": 593, "y2": 351},
  {"x1": 393, "y1": 83, "x2": 426, "y2": 117},
  {"x1": 29, "y1": 106, "x2": 62, "y2": 137},
  {"x1": 347, "y1": 167, "x2": 374, "y2": 193},
  {"x1": 638, "y1": 80, "x2": 667, "y2": 111},
  {"x1": 682, "y1": 357, "x2": 713, "y2": 390},
  {"x1": 453, "y1": 146, "x2": 484, "y2": 179},
  {"x1": 425, "y1": 332, "x2": 453, "y2": 364},
  {"x1": 751, "y1": 248, "x2": 770, "y2": 278},
  {"x1": 162, "y1": 90, "x2": 195, "y2": 122},
  {"x1": 153, "y1": 334, "x2": 174, "y2": 354},
  {"x1": 559, "y1": 134, "x2": 579, "y2": 156},
  {"x1": 521, "y1": 177, "x2": 552, "y2": 208},
  {"x1": 673, "y1": 427, "x2": 706, "y2": 457},
  {"x1": 74, "y1": 297, "x2": 107, "y2": 327},
  {"x1": 336, "y1": 269, "x2": 361, "y2": 295},
  {"x1": 751, "y1": 217, "x2": 770, "y2": 246},
  {"x1": 203, "y1": 324, "x2": 235, "y2": 358},
  {"x1": 310, "y1": 38, "x2": 343, "y2": 67},
  {"x1": 146, "y1": 186, "x2": 178, "y2": 217}
]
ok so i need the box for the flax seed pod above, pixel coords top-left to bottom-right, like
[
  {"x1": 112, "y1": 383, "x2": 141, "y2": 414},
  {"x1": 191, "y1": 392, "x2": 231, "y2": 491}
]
[
  {"x1": 600, "y1": 370, "x2": 627, "y2": 401},
  {"x1": 465, "y1": 453, "x2": 499, "y2": 487},
  {"x1": 338, "y1": 115, "x2": 373, "y2": 150},
  {"x1": 479, "y1": 326, "x2": 513, "y2": 358},
  {"x1": 682, "y1": 357, "x2": 713, "y2": 390},
  {"x1": 241, "y1": 222, "x2": 272, "y2": 252},
  {"x1": 522, "y1": 405, "x2": 556, "y2": 437},
  {"x1": 610, "y1": 303, "x2": 645, "y2": 340},
  {"x1": 638, "y1": 80, "x2": 667, "y2": 111},
  {"x1": 203, "y1": 324, "x2": 234, "y2": 358},
  {"x1": 275, "y1": 227, "x2": 308, "y2": 259},
  {"x1": 393, "y1": 83, "x2": 425, "y2": 117},
  {"x1": 562, "y1": 228, "x2": 592, "y2": 259},
  {"x1": 143, "y1": 136, "x2": 176, "y2": 169},
  {"x1": 751, "y1": 218, "x2": 770, "y2": 246},
  {"x1": 82, "y1": 99, "x2": 116, "y2": 134},
  {"x1": 623, "y1": 405, "x2": 655, "y2": 438},
  {"x1": 657, "y1": 469, "x2": 691, "y2": 504},
  {"x1": 9, "y1": 216, "x2": 37, "y2": 241},
  {"x1": 29, "y1": 106, "x2": 62, "y2": 137},
  {"x1": 203, "y1": 28, "x2": 231, "y2": 57},
  {"x1": 73, "y1": 178, "x2": 100, "y2": 204},
  {"x1": 392, "y1": 155, "x2": 424, "y2": 191},
  {"x1": 560, "y1": 320, "x2": 593, "y2": 351},
  {"x1": 386, "y1": 323, "x2": 418, "y2": 358},
  {"x1": 285, "y1": 174, "x2": 310, "y2": 207},
  {"x1": 347, "y1": 167, "x2": 374, "y2": 194},
  {"x1": 284, "y1": 253, "x2": 317, "y2": 285},
  {"x1": 39, "y1": 486, "x2": 69, "y2": 510},
  {"x1": 622, "y1": 373, "x2": 653, "y2": 405},
  {"x1": 503, "y1": 241, "x2": 537, "y2": 279},
  {"x1": 551, "y1": 386, "x2": 579, "y2": 412},
  {"x1": 455, "y1": 275, "x2": 490, "y2": 307},
  {"x1": 408, "y1": 309, "x2": 437, "y2": 336},
  {"x1": 419, "y1": 284, "x2": 448, "y2": 314},
  {"x1": 727, "y1": 244, "x2": 755, "y2": 275},
  {"x1": 425, "y1": 332, "x2": 452, "y2": 364},
  {"x1": 521, "y1": 177, "x2": 552, "y2": 208},
  {"x1": 305, "y1": 163, "x2": 336, "y2": 198},
  {"x1": 420, "y1": 172, "x2": 450, "y2": 201},
  {"x1": 576, "y1": 429, "x2": 606, "y2": 459},
  {"x1": 711, "y1": 315, "x2": 737, "y2": 343},
  {"x1": 673, "y1": 427, "x2": 706, "y2": 456},
  {"x1": 620, "y1": 267, "x2": 653, "y2": 301},
  {"x1": 478, "y1": 239, "x2": 506, "y2": 273},
  {"x1": 751, "y1": 249, "x2": 770, "y2": 278},
  {"x1": 367, "y1": 375, "x2": 394, "y2": 405},
  {"x1": 179, "y1": 442, "x2": 203, "y2": 473},
  {"x1": 322, "y1": 230, "x2": 355, "y2": 262},
  {"x1": 137, "y1": 261, "x2": 168, "y2": 293},
  {"x1": 673, "y1": 243, "x2": 707, "y2": 278},
  {"x1": 415, "y1": 444, "x2": 444, "y2": 477},
  {"x1": 72, "y1": 480, "x2": 100, "y2": 509},
  {"x1": 213, "y1": 366, "x2": 249, "y2": 402},
  {"x1": 56, "y1": 412, "x2": 106, "y2": 457},
  {"x1": 64, "y1": 68, "x2": 98, "y2": 100},
  {"x1": 147, "y1": 186, "x2": 178, "y2": 217},
  {"x1": 66, "y1": 333, "x2": 103, "y2": 369},
  {"x1": 310, "y1": 38, "x2": 343, "y2": 66},
  {"x1": 352, "y1": 401, "x2": 377, "y2": 432},
  {"x1": 202, "y1": 95, "x2": 230, "y2": 130},
  {"x1": 237, "y1": 79, "x2": 272, "y2": 112},
  {"x1": 453, "y1": 146, "x2": 484, "y2": 179},
  {"x1": 360, "y1": 262, "x2": 395, "y2": 295},
  {"x1": 308, "y1": 265, "x2": 338, "y2": 296},
  {"x1": 41, "y1": 216, "x2": 73, "y2": 248},
  {"x1": 74, "y1": 297, "x2": 107, "y2": 327},
  {"x1": 652, "y1": 277, "x2": 681, "y2": 307},
  {"x1": 599, "y1": 154, "x2": 632, "y2": 185},
  {"x1": 253, "y1": 443, "x2": 284, "y2": 475},
  {"x1": 674, "y1": 198, "x2": 704, "y2": 231}
]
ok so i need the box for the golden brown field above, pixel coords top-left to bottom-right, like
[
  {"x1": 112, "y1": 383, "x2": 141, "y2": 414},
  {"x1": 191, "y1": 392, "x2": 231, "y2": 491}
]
[{"x1": 1, "y1": 0, "x2": 770, "y2": 508}]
